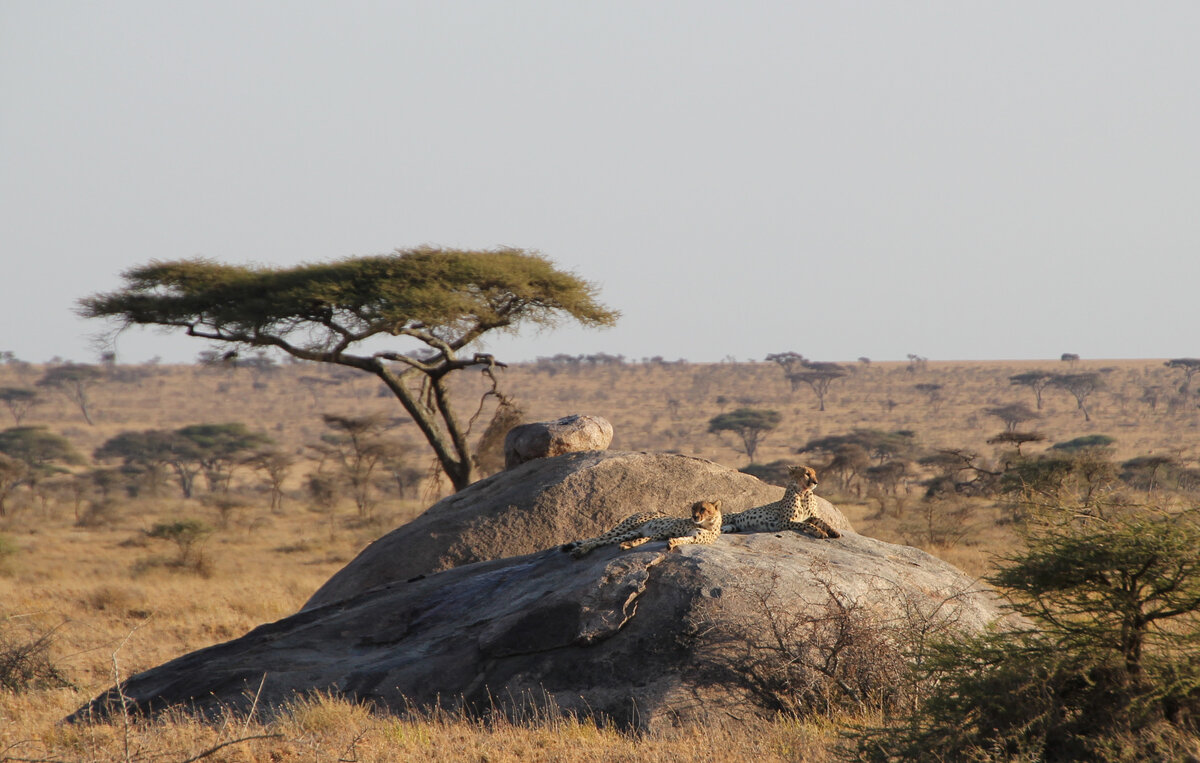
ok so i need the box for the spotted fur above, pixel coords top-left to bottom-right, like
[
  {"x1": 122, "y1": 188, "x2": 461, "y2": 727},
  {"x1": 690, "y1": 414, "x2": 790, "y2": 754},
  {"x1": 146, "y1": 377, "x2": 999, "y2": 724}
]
[
  {"x1": 562, "y1": 500, "x2": 723, "y2": 558},
  {"x1": 721, "y1": 465, "x2": 840, "y2": 539}
]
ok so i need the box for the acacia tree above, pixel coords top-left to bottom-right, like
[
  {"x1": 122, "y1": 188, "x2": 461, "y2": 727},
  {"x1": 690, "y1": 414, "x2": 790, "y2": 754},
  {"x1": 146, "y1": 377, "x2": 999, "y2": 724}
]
[
  {"x1": 986, "y1": 430, "x2": 1046, "y2": 456},
  {"x1": 0, "y1": 426, "x2": 83, "y2": 514},
  {"x1": 984, "y1": 402, "x2": 1039, "y2": 432},
  {"x1": 0, "y1": 388, "x2": 37, "y2": 425},
  {"x1": 94, "y1": 429, "x2": 202, "y2": 498},
  {"x1": 176, "y1": 422, "x2": 273, "y2": 493},
  {"x1": 244, "y1": 448, "x2": 296, "y2": 511},
  {"x1": 1164, "y1": 358, "x2": 1200, "y2": 394},
  {"x1": 36, "y1": 365, "x2": 103, "y2": 425},
  {"x1": 310, "y1": 413, "x2": 400, "y2": 517},
  {"x1": 765, "y1": 351, "x2": 807, "y2": 377},
  {"x1": 79, "y1": 247, "x2": 617, "y2": 491},
  {"x1": 1009, "y1": 371, "x2": 1054, "y2": 410},
  {"x1": 870, "y1": 508, "x2": 1200, "y2": 760},
  {"x1": 1051, "y1": 372, "x2": 1103, "y2": 422},
  {"x1": 788, "y1": 363, "x2": 848, "y2": 411},
  {"x1": 708, "y1": 408, "x2": 782, "y2": 464}
]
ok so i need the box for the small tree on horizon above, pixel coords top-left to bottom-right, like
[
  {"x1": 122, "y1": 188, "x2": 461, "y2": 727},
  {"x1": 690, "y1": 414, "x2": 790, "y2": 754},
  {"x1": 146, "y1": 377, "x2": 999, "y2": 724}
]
[
  {"x1": 79, "y1": 247, "x2": 618, "y2": 491},
  {"x1": 708, "y1": 408, "x2": 782, "y2": 464},
  {"x1": 1164, "y1": 358, "x2": 1200, "y2": 394}
]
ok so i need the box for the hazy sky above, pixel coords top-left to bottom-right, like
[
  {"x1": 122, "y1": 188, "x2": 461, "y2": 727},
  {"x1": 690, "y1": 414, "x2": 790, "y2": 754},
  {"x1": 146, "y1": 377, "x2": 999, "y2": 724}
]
[{"x1": 3, "y1": 2, "x2": 1198, "y2": 365}]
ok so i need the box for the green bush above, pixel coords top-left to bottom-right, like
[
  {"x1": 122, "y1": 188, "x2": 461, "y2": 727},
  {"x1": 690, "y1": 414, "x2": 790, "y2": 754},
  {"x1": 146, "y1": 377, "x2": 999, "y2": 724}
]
[
  {"x1": 145, "y1": 518, "x2": 213, "y2": 568},
  {"x1": 858, "y1": 507, "x2": 1200, "y2": 761}
]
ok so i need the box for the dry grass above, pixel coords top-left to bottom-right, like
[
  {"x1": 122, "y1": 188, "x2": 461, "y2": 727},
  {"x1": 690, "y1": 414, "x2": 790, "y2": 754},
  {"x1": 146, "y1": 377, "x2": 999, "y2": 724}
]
[{"x1": 0, "y1": 356, "x2": 1196, "y2": 759}]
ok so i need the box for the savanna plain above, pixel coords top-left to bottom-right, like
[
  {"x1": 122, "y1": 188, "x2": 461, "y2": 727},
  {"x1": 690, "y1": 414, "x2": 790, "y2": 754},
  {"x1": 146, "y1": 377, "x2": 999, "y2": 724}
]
[{"x1": 1, "y1": 354, "x2": 1198, "y2": 761}]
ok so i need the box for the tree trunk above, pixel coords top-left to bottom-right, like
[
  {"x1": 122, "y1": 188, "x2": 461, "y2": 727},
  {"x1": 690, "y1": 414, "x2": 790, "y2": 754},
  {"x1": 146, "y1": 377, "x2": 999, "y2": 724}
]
[{"x1": 372, "y1": 362, "x2": 475, "y2": 492}]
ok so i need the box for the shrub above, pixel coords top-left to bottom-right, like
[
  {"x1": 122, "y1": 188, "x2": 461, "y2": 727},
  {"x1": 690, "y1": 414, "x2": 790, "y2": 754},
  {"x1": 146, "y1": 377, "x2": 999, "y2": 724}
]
[
  {"x1": 145, "y1": 519, "x2": 213, "y2": 569},
  {"x1": 0, "y1": 618, "x2": 72, "y2": 692},
  {"x1": 858, "y1": 507, "x2": 1200, "y2": 761}
]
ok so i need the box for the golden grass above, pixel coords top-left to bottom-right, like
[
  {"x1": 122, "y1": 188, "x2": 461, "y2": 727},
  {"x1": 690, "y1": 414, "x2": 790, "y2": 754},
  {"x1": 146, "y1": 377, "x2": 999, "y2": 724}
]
[{"x1": 1, "y1": 357, "x2": 1196, "y2": 759}]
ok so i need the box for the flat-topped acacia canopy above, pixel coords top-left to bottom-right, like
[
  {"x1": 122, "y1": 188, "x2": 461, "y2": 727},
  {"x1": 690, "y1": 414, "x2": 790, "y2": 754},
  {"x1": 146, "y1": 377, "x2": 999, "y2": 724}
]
[{"x1": 80, "y1": 247, "x2": 618, "y2": 490}]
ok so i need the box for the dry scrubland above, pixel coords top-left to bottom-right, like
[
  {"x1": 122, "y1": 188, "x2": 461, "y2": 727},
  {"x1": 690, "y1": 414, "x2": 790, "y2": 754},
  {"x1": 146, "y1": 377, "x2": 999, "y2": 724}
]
[{"x1": 1, "y1": 356, "x2": 1197, "y2": 761}]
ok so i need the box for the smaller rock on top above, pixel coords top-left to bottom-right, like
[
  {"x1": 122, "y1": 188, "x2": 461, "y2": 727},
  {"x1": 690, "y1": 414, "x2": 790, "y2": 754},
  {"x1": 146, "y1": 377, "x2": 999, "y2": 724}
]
[{"x1": 504, "y1": 414, "x2": 613, "y2": 469}]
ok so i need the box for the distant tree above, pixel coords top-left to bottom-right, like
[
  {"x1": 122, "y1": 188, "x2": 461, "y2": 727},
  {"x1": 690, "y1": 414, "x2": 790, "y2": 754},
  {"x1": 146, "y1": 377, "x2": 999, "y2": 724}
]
[
  {"x1": 244, "y1": 448, "x2": 296, "y2": 512},
  {"x1": 788, "y1": 363, "x2": 848, "y2": 411},
  {"x1": 803, "y1": 429, "x2": 918, "y2": 467},
  {"x1": 1049, "y1": 434, "x2": 1115, "y2": 453},
  {"x1": 79, "y1": 247, "x2": 618, "y2": 491},
  {"x1": 311, "y1": 414, "x2": 402, "y2": 517},
  {"x1": 1008, "y1": 371, "x2": 1054, "y2": 410},
  {"x1": 176, "y1": 423, "x2": 273, "y2": 493},
  {"x1": 765, "y1": 352, "x2": 807, "y2": 376},
  {"x1": 766, "y1": 353, "x2": 847, "y2": 410},
  {"x1": 146, "y1": 519, "x2": 212, "y2": 568},
  {"x1": 857, "y1": 356, "x2": 871, "y2": 366},
  {"x1": 1164, "y1": 358, "x2": 1200, "y2": 394},
  {"x1": 708, "y1": 408, "x2": 782, "y2": 464},
  {"x1": 825, "y1": 443, "x2": 872, "y2": 495},
  {"x1": 1060, "y1": 352, "x2": 1080, "y2": 365},
  {"x1": 0, "y1": 454, "x2": 28, "y2": 517},
  {"x1": 864, "y1": 459, "x2": 908, "y2": 496},
  {"x1": 0, "y1": 388, "x2": 38, "y2": 425},
  {"x1": 0, "y1": 426, "x2": 82, "y2": 474},
  {"x1": 914, "y1": 383, "x2": 943, "y2": 410},
  {"x1": 1141, "y1": 385, "x2": 1164, "y2": 411},
  {"x1": 1050, "y1": 372, "x2": 1103, "y2": 421},
  {"x1": 94, "y1": 429, "x2": 202, "y2": 498},
  {"x1": 986, "y1": 430, "x2": 1046, "y2": 456},
  {"x1": 984, "y1": 402, "x2": 1039, "y2": 432},
  {"x1": 906, "y1": 354, "x2": 928, "y2": 373},
  {"x1": 1001, "y1": 444, "x2": 1120, "y2": 511},
  {"x1": 1120, "y1": 454, "x2": 1174, "y2": 495},
  {"x1": 0, "y1": 427, "x2": 83, "y2": 514},
  {"x1": 35, "y1": 364, "x2": 103, "y2": 425}
]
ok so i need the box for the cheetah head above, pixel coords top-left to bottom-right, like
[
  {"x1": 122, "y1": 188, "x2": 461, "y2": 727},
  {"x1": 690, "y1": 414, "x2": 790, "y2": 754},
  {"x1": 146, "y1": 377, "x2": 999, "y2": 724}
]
[
  {"x1": 690, "y1": 499, "x2": 723, "y2": 530},
  {"x1": 787, "y1": 465, "x2": 819, "y2": 490}
]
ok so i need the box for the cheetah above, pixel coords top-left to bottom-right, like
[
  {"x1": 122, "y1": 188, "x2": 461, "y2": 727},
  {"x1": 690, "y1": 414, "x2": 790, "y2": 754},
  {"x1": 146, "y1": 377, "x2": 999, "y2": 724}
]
[
  {"x1": 562, "y1": 499, "x2": 723, "y2": 558},
  {"x1": 721, "y1": 465, "x2": 840, "y2": 539}
]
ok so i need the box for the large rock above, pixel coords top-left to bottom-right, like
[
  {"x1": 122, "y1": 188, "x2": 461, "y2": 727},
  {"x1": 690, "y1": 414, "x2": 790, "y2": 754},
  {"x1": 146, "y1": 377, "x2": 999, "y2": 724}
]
[
  {"x1": 303, "y1": 450, "x2": 854, "y2": 610},
  {"x1": 69, "y1": 453, "x2": 1011, "y2": 729},
  {"x1": 503, "y1": 414, "x2": 613, "y2": 469},
  {"x1": 70, "y1": 530, "x2": 1012, "y2": 731}
]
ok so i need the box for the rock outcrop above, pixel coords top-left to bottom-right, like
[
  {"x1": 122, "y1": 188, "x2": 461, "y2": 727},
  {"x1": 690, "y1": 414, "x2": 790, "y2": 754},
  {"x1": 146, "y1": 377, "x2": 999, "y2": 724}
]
[
  {"x1": 503, "y1": 413, "x2": 614, "y2": 469},
  {"x1": 71, "y1": 531, "x2": 1008, "y2": 730},
  {"x1": 303, "y1": 450, "x2": 853, "y2": 610},
  {"x1": 70, "y1": 452, "x2": 1011, "y2": 731}
]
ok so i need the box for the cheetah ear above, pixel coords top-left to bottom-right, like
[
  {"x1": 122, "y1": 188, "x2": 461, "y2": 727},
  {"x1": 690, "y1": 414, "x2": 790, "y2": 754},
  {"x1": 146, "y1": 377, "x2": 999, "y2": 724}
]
[{"x1": 713, "y1": 499, "x2": 722, "y2": 511}]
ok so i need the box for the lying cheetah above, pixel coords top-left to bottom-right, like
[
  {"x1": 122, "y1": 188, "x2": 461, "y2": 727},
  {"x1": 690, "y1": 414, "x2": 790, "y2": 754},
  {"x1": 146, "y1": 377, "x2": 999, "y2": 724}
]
[
  {"x1": 562, "y1": 499, "x2": 723, "y2": 558},
  {"x1": 721, "y1": 465, "x2": 840, "y2": 539}
]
